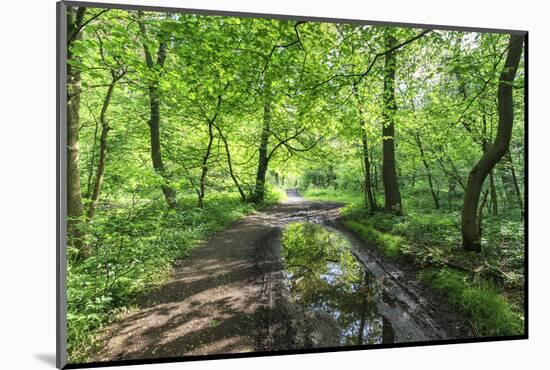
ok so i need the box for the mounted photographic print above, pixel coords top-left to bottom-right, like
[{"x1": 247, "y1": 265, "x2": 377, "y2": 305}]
[{"x1": 56, "y1": 1, "x2": 528, "y2": 368}]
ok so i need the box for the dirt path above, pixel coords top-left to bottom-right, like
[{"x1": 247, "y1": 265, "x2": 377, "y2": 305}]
[{"x1": 94, "y1": 190, "x2": 470, "y2": 362}]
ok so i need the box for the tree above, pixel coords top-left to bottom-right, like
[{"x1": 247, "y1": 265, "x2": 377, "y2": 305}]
[
  {"x1": 353, "y1": 86, "x2": 378, "y2": 213},
  {"x1": 381, "y1": 33, "x2": 403, "y2": 215},
  {"x1": 414, "y1": 132, "x2": 440, "y2": 209},
  {"x1": 138, "y1": 12, "x2": 178, "y2": 209},
  {"x1": 461, "y1": 34, "x2": 523, "y2": 252},
  {"x1": 252, "y1": 100, "x2": 273, "y2": 203},
  {"x1": 66, "y1": 6, "x2": 88, "y2": 257},
  {"x1": 86, "y1": 30, "x2": 126, "y2": 221}
]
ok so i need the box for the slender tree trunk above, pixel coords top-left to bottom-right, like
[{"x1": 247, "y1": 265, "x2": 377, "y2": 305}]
[
  {"x1": 489, "y1": 171, "x2": 498, "y2": 216},
  {"x1": 461, "y1": 34, "x2": 523, "y2": 251},
  {"x1": 381, "y1": 34, "x2": 402, "y2": 215},
  {"x1": 415, "y1": 133, "x2": 439, "y2": 209},
  {"x1": 85, "y1": 115, "x2": 100, "y2": 199},
  {"x1": 447, "y1": 179, "x2": 456, "y2": 210},
  {"x1": 478, "y1": 190, "x2": 489, "y2": 237},
  {"x1": 139, "y1": 15, "x2": 178, "y2": 209},
  {"x1": 353, "y1": 85, "x2": 377, "y2": 213},
  {"x1": 149, "y1": 84, "x2": 178, "y2": 209},
  {"x1": 372, "y1": 149, "x2": 379, "y2": 206},
  {"x1": 197, "y1": 120, "x2": 214, "y2": 208},
  {"x1": 374, "y1": 165, "x2": 379, "y2": 191},
  {"x1": 253, "y1": 103, "x2": 271, "y2": 203},
  {"x1": 361, "y1": 126, "x2": 377, "y2": 213},
  {"x1": 214, "y1": 123, "x2": 246, "y2": 202},
  {"x1": 87, "y1": 75, "x2": 117, "y2": 221},
  {"x1": 507, "y1": 150, "x2": 524, "y2": 217},
  {"x1": 67, "y1": 6, "x2": 88, "y2": 258}
]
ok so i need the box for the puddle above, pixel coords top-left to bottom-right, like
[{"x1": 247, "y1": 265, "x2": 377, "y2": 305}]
[{"x1": 281, "y1": 222, "x2": 395, "y2": 346}]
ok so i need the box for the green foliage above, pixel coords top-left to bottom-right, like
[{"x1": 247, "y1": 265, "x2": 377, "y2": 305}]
[
  {"x1": 262, "y1": 184, "x2": 287, "y2": 206},
  {"x1": 344, "y1": 220, "x2": 404, "y2": 259},
  {"x1": 303, "y1": 188, "x2": 363, "y2": 206},
  {"x1": 306, "y1": 188, "x2": 524, "y2": 339},
  {"x1": 67, "y1": 6, "x2": 525, "y2": 360},
  {"x1": 67, "y1": 193, "x2": 258, "y2": 361},
  {"x1": 418, "y1": 269, "x2": 524, "y2": 337}
]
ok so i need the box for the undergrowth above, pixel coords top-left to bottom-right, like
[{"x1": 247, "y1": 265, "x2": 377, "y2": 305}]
[
  {"x1": 67, "y1": 191, "x2": 280, "y2": 362},
  {"x1": 303, "y1": 187, "x2": 525, "y2": 338},
  {"x1": 418, "y1": 269, "x2": 524, "y2": 336}
]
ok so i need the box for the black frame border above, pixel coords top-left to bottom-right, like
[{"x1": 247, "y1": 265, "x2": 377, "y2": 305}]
[{"x1": 56, "y1": 1, "x2": 529, "y2": 369}]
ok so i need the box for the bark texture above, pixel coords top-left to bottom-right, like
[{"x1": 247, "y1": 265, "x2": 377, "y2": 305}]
[
  {"x1": 381, "y1": 34, "x2": 402, "y2": 215},
  {"x1": 67, "y1": 6, "x2": 89, "y2": 258},
  {"x1": 252, "y1": 103, "x2": 271, "y2": 203},
  {"x1": 139, "y1": 14, "x2": 178, "y2": 209},
  {"x1": 361, "y1": 124, "x2": 377, "y2": 213},
  {"x1": 87, "y1": 70, "x2": 124, "y2": 221},
  {"x1": 461, "y1": 34, "x2": 523, "y2": 251}
]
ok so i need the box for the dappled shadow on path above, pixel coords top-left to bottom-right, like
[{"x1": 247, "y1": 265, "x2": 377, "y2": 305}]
[
  {"x1": 94, "y1": 210, "x2": 284, "y2": 361},
  {"x1": 93, "y1": 197, "x2": 345, "y2": 362}
]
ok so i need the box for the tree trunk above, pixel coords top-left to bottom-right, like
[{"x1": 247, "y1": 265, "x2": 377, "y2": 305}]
[
  {"x1": 447, "y1": 179, "x2": 456, "y2": 210},
  {"x1": 415, "y1": 133, "x2": 439, "y2": 209},
  {"x1": 461, "y1": 34, "x2": 523, "y2": 251},
  {"x1": 478, "y1": 190, "x2": 489, "y2": 237},
  {"x1": 361, "y1": 126, "x2": 377, "y2": 213},
  {"x1": 381, "y1": 34, "x2": 402, "y2": 215},
  {"x1": 353, "y1": 85, "x2": 377, "y2": 213},
  {"x1": 197, "y1": 120, "x2": 214, "y2": 208},
  {"x1": 67, "y1": 6, "x2": 88, "y2": 258},
  {"x1": 373, "y1": 164, "x2": 379, "y2": 192},
  {"x1": 489, "y1": 171, "x2": 498, "y2": 217},
  {"x1": 253, "y1": 103, "x2": 271, "y2": 203},
  {"x1": 149, "y1": 84, "x2": 178, "y2": 209},
  {"x1": 87, "y1": 76, "x2": 117, "y2": 221},
  {"x1": 85, "y1": 114, "x2": 100, "y2": 199},
  {"x1": 139, "y1": 15, "x2": 178, "y2": 209},
  {"x1": 507, "y1": 150, "x2": 524, "y2": 217},
  {"x1": 371, "y1": 147, "x2": 379, "y2": 206},
  {"x1": 214, "y1": 123, "x2": 246, "y2": 202}
]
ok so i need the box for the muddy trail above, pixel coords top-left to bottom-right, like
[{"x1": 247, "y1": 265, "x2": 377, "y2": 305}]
[{"x1": 93, "y1": 189, "x2": 472, "y2": 362}]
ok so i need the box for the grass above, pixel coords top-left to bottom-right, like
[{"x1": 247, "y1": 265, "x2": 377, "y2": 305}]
[
  {"x1": 344, "y1": 220, "x2": 404, "y2": 259},
  {"x1": 67, "y1": 190, "x2": 282, "y2": 362},
  {"x1": 418, "y1": 269, "x2": 524, "y2": 336},
  {"x1": 302, "y1": 186, "x2": 525, "y2": 338},
  {"x1": 302, "y1": 188, "x2": 363, "y2": 205}
]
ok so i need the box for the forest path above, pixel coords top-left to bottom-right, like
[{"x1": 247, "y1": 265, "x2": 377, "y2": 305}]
[
  {"x1": 93, "y1": 189, "x2": 470, "y2": 362},
  {"x1": 93, "y1": 190, "x2": 343, "y2": 361}
]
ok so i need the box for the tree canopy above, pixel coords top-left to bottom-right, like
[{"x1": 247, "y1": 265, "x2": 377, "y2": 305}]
[{"x1": 65, "y1": 6, "x2": 525, "y2": 361}]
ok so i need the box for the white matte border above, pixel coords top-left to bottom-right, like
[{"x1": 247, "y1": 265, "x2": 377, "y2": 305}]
[{"x1": 1, "y1": 1, "x2": 546, "y2": 370}]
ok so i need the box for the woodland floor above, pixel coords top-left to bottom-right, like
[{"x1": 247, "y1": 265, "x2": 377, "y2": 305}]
[{"x1": 93, "y1": 190, "x2": 473, "y2": 362}]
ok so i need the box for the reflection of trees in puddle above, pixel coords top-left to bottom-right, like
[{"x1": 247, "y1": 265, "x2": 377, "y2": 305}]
[{"x1": 282, "y1": 222, "x2": 395, "y2": 346}]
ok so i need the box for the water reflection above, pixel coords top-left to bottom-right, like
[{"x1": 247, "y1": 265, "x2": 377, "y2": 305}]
[{"x1": 282, "y1": 222, "x2": 395, "y2": 346}]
